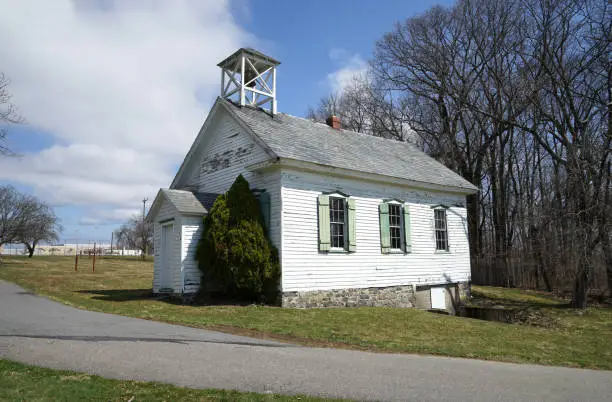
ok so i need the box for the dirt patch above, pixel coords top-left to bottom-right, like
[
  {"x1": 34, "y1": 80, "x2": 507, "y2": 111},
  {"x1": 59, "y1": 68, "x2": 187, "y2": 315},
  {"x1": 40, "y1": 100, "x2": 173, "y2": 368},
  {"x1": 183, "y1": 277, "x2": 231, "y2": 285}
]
[
  {"x1": 513, "y1": 308, "x2": 560, "y2": 328},
  {"x1": 460, "y1": 305, "x2": 560, "y2": 328},
  {"x1": 60, "y1": 373, "x2": 92, "y2": 382}
]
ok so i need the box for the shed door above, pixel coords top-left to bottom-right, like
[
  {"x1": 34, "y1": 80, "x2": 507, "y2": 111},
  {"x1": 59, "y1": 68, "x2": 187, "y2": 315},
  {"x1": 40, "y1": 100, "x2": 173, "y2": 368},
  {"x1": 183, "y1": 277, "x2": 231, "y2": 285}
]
[
  {"x1": 161, "y1": 223, "x2": 174, "y2": 290},
  {"x1": 431, "y1": 287, "x2": 446, "y2": 310}
]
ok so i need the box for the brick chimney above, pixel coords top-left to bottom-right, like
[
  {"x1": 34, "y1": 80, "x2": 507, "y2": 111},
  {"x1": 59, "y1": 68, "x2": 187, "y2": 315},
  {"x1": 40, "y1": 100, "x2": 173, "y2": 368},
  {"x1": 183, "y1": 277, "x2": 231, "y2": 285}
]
[{"x1": 326, "y1": 115, "x2": 341, "y2": 129}]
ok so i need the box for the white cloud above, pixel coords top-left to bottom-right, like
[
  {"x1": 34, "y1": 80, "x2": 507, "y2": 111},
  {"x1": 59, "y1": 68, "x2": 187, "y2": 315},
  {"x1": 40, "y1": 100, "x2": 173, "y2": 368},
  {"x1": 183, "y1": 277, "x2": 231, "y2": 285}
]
[
  {"x1": 326, "y1": 49, "x2": 368, "y2": 94},
  {"x1": 0, "y1": 0, "x2": 255, "y2": 228},
  {"x1": 79, "y1": 217, "x2": 105, "y2": 226},
  {"x1": 79, "y1": 208, "x2": 140, "y2": 226}
]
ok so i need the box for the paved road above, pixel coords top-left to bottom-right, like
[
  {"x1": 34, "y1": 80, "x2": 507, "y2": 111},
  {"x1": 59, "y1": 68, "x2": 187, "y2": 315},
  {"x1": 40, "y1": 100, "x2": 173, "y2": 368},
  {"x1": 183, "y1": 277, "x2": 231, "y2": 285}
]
[{"x1": 1, "y1": 280, "x2": 611, "y2": 401}]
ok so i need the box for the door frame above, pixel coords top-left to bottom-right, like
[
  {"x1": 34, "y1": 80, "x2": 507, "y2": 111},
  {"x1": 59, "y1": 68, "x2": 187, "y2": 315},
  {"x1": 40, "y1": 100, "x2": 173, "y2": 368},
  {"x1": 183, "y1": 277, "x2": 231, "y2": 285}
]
[
  {"x1": 431, "y1": 286, "x2": 446, "y2": 310},
  {"x1": 160, "y1": 221, "x2": 174, "y2": 291}
]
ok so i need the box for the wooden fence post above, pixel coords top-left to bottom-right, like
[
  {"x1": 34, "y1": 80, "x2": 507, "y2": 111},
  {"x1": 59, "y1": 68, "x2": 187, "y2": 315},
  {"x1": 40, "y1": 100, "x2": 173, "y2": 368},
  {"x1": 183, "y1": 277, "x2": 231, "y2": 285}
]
[{"x1": 75, "y1": 254, "x2": 78, "y2": 272}]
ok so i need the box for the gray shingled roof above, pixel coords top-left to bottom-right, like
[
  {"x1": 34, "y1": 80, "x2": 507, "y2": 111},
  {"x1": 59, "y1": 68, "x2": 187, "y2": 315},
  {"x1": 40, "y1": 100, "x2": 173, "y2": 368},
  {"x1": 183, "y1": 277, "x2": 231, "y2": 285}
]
[
  {"x1": 161, "y1": 189, "x2": 218, "y2": 215},
  {"x1": 222, "y1": 100, "x2": 478, "y2": 192},
  {"x1": 192, "y1": 192, "x2": 219, "y2": 211}
]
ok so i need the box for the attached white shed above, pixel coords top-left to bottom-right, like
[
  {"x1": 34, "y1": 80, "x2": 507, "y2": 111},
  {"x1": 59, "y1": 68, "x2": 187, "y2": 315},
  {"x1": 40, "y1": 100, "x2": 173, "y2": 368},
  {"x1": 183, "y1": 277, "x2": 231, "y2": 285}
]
[{"x1": 147, "y1": 189, "x2": 217, "y2": 295}]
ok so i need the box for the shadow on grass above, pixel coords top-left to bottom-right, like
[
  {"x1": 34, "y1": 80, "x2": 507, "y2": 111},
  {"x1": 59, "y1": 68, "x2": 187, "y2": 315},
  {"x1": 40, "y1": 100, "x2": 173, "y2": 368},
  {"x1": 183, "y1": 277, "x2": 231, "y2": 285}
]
[
  {"x1": 470, "y1": 288, "x2": 573, "y2": 310},
  {"x1": 76, "y1": 289, "x2": 156, "y2": 302},
  {"x1": 471, "y1": 296, "x2": 573, "y2": 310},
  {"x1": 75, "y1": 289, "x2": 259, "y2": 307}
]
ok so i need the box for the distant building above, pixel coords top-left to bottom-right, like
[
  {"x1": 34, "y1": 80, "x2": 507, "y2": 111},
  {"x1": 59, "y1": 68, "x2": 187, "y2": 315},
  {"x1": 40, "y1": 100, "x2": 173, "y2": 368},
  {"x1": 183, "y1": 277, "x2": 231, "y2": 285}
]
[{"x1": 0, "y1": 243, "x2": 142, "y2": 256}]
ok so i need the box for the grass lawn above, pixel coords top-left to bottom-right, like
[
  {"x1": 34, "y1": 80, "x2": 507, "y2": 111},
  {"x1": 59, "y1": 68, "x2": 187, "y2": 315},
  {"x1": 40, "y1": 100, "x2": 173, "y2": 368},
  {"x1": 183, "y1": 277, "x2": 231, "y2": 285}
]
[
  {"x1": 0, "y1": 359, "x2": 339, "y2": 402},
  {"x1": 1, "y1": 256, "x2": 611, "y2": 370}
]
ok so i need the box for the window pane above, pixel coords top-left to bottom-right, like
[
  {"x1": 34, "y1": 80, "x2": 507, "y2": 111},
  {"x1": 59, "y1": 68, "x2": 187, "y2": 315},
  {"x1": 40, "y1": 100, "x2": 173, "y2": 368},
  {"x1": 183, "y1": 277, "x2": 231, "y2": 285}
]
[
  {"x1": 434, "y1": 210, "x2": 445, "y2": 230},
  {"x1": 329, "y1": 197, "x2": 346, "y2": 249},
  {"x1": 390, "y1": 227, "x2": 402, "y2": 249},
  {"x1": 388, "y1": 203, "x2": 402, "y2": 250},
  {"x1": 434, "y1": 209, "x2": 448, "y2": 250}
]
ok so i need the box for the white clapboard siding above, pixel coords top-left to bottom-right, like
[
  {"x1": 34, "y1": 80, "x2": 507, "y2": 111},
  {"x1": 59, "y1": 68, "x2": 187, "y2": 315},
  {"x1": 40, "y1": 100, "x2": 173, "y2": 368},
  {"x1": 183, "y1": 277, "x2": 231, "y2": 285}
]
[
  {"x1": 280, "y1": 169, "x2": 471, "y2": 292},
  {"x1": 181, "y1": 216, "x2": 204, "y2": 293},
  {"x1": 186, "y1": 111, "x2": 270, "y2": 194},
  {"x1": 251, "y1": 169, "x2": 282, "y2": 251},
  {"x1": 152, "y1": 199, "x2": 181, "y2": 293},
  {"x1": 174, "y1": 106, "x2": 282, "y2": 293}
]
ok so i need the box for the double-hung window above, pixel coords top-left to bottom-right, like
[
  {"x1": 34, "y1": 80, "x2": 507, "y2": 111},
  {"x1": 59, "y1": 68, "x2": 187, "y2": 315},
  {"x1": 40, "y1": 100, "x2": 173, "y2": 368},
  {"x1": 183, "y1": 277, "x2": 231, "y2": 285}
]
[
  {"x1": 318, "y1": 193, "x2": 356, "y2": 252},
  {"x1": 329, "y1": 197, "x2": 346, "y2": 249},
  {"x1": 434, "y1": 209, "x2": 449, "y2": 251},
  {"x1": 379, "y1": 201, "x2": 412, "y2": 254},
  {"x1": 388, "y1": 203, "x2": 402, "y2": 250}
]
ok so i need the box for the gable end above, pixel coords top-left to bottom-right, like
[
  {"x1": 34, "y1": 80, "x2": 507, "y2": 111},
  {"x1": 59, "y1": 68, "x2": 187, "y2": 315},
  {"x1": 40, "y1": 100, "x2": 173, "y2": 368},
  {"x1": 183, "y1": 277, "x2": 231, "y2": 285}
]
[{"x1": 171, "y1": 98, "x2": 278, "y2": 190}]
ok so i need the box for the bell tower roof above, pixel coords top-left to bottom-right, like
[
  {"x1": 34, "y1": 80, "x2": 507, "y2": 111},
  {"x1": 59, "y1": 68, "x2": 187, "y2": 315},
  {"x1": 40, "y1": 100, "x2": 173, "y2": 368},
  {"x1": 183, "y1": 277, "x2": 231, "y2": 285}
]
[
  {"x1": 218, "y1": 48, "x2": 280, "y2": 114},
  {"x1": 217, "y1": 48, "x2": 280, "y2": 68}
]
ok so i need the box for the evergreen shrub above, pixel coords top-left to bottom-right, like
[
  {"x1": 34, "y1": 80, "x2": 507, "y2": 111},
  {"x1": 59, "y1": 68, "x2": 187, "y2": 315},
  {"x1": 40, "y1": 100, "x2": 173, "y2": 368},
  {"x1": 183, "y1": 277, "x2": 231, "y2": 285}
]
[{"x1": 196, "y1": 175, "x2": 280, "y2": 303}]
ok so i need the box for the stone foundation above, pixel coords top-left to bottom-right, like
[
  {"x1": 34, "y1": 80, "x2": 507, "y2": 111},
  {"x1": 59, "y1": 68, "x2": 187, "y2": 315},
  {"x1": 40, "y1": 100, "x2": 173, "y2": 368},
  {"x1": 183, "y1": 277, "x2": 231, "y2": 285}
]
[
  {"x1": 282, "y1": 285, "x2": 416, "y2": 308},
  {"x1": 413, "y1": 281, "x2": 471, "y2": 314}
]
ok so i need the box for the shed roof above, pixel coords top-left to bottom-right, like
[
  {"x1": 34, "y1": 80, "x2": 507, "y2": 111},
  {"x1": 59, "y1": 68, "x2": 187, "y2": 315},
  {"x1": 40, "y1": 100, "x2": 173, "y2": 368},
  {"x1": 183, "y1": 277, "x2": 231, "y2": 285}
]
[
  {"x1": 221, "y1": 99, "x2": 478, "y2": 193},
  {"x1": 163, "y1": 189, "x2": 207, "y2": 215},
  {"x1": 148, "y1": 189, "x2": 219, "y2": 221}
]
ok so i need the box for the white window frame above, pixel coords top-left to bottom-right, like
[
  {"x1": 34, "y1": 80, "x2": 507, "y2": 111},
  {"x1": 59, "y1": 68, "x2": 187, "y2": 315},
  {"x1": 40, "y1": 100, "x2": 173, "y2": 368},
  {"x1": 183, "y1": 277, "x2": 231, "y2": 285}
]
[
  {"x1": 328, "y1": 194, "x2": 348, "y2": 251},
  {"x1": 387, "y1": 201, "x2": 404, "y2": 252},
  {"x1": 434, "y1": 208, "x2": 450, "y2": 252}
]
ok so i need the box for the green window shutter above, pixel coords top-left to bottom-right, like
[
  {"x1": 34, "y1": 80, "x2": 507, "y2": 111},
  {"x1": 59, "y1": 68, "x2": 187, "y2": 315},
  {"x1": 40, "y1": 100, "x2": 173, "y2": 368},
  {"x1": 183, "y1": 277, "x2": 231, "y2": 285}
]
[
  {"x1": 379, "y1": 203, "x2": 390, "y2": 254},
  {"x1": 347, "y1": 197, "x2": 357, "y2": 252},
  {"x1": 318, "y1": 194, "x2": 331, "y2": 252},
  {"x1": 403, "y1": 204, "x2": 412, "y2": 253},
  {"x1": 258, "y1": 191, "x2": 271, "y2": 235}
]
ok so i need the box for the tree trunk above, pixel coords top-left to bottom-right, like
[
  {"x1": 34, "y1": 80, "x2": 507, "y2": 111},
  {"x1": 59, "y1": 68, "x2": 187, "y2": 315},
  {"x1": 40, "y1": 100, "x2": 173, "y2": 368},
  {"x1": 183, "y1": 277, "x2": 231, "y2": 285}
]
[
  {"x1": 530, "y1": 226, "x2": 553, "y2": 292},
  {"x1": 26, "y1": 242, "x2": 36, "y2": 258},
  {"x1": 601, "y1": 157, "x2": 611, "y2": 294},
  {"x1": 572, "y1": 267, "x2": 588, "y2": 309},
  {"x1": 466, "y1": 192, "x2": 480, "y2": 276},
  {"x1": 539, "y1": 262, "x2": 553, "y2": 292},
  {"x1": 603, "y1": 233, "x2": 612, "y2": 294}
]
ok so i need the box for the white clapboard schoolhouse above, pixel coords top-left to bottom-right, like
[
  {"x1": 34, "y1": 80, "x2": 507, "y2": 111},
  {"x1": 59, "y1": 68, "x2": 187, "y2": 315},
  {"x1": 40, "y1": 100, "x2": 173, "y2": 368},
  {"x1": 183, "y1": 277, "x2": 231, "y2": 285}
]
[{"x1": 147, "y1": 48, "x2": 478, "y2": 311}]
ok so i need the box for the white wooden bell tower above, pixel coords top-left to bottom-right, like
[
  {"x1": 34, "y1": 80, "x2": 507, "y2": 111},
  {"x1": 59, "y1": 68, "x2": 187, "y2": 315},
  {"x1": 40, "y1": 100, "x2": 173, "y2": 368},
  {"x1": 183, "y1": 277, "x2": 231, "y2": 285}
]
[{"x1": 218, "y1": 48, "x2": 280, "y2": 114}]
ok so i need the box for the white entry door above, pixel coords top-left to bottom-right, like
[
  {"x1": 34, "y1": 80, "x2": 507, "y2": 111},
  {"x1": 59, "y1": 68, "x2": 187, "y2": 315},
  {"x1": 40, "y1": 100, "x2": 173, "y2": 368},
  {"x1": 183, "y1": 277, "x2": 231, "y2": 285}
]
[
  {"x1": 161, "y1": 223, "x2": 174, "y2": 290},
  {"x1": 431, "y1": 287, "x2": 446, "y2": 309}
]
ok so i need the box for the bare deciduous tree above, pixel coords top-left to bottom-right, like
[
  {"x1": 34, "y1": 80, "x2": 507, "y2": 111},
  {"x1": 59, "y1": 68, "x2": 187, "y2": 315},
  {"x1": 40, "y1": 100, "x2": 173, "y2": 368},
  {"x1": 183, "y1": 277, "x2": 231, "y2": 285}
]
[
  {"x1": 0, "y1": 186, "x2": 28, "y2": 250},
  {"x1": 0, "y1": 185, "x2": 61, "y2": 260},
  {"x1": 307, "y1": 77, "x2": 411, "y2": 140},
  {"x1": 307, "y1": 0, "x2": 611, "y2": 306},
  {"x1": 516, "y1": 0, "x2": 611, "y2": 307},
  {"x1": 114, "y1": 216, "x2": 153, "y2": 256},
  {"x1": 0, "y1": 73, "x2": 22, "y2": 156},
  {"x1": 17, "y1": 199, "x2": 61, "y2": 258}
]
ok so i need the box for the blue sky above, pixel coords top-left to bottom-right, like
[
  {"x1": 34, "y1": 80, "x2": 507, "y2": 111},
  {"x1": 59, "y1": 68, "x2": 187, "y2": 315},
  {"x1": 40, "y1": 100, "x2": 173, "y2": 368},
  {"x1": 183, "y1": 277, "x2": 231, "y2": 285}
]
[{"x1": 0, "y1": 0, "x2": 453, "y2": 243}]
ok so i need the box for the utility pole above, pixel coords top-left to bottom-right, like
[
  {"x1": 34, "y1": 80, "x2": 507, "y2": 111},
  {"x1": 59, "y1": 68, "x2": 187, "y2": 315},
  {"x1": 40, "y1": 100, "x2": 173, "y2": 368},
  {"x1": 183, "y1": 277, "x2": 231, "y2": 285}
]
[
  {"x1": 142, "y1": 198, "x2": 148, "y2": 259},
  {"x1": 110, "y1": 231, "x2": 114, "y2": 255}
]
